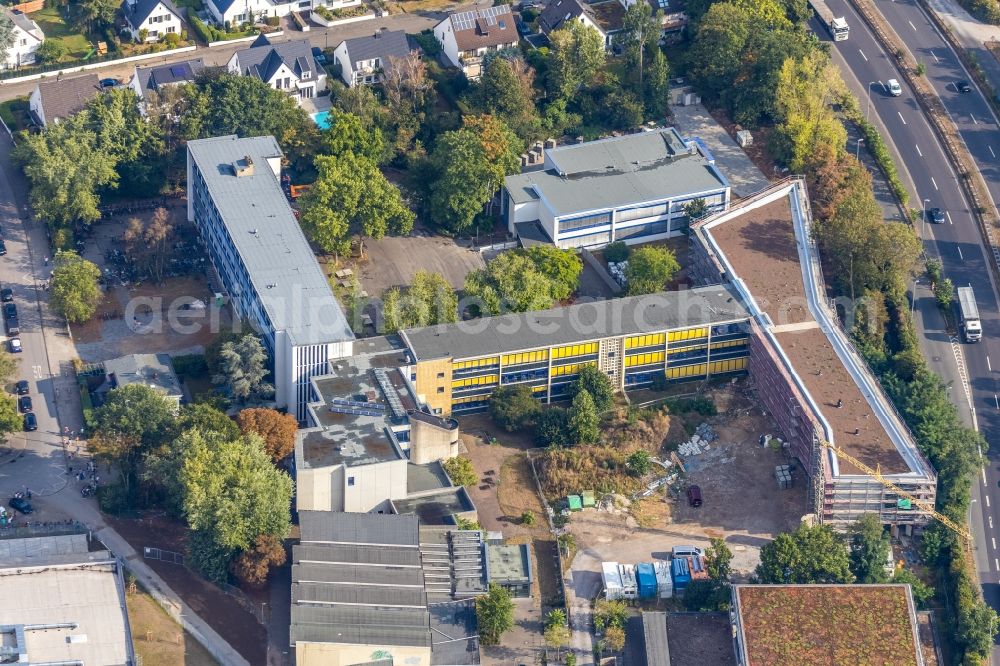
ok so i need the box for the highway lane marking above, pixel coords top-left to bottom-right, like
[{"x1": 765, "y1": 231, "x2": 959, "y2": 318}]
[
  {"x1": 972, "y1": 114, "x2": 979, "y2": 125},
  {"x1": 859, "y1": 49, "x2": 868, "y2": 62},
  {"x1": 984, "y1": 467, "x2": 988, "y2": 485},
  {"x1": 930, "y1": 50, "x2": 938, "y2": 63},
  {"x1": 992, "y1": 537, "x2": 996, "y2": 549},
  {"x1": 916, "y1": 144, "x2": 923, "y2": 157},
  {"x1": 947, "y1": 211, "x2": 954, "y2": 225},
  {"x1": 992, "y1": 146, "x2": 998, "y2": 158},
  {"x1": 908, "y1": 19, "x2": 917, "y2": 30},
  {"x1": 931, "y1": 176, "x2": 939, "y2": 190},
  {"x1": 898, "y1": 111, "x2": 907, "y2": 125},
  {"x1": 990, "y1": 515, "x2": 993, "y2": 529},
  {"x1": 958, "y1": 246, "x2": 964, "y2": 260},
  {"x1": 989, "y1": 494, "x2": 993, "y2": 507},
  {"x1": 996, "y1": 558, "x2": 999, "y2": 571},
  {"x1": 989, "y1": 356, "x2": 993, "y2": 372},
  {"x1": 996, "y1": 394, "x2": 999, "y2": 408}
]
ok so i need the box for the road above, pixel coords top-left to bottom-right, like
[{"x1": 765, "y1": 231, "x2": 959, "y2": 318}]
[{"x1": 818, "y1": 0, "x2": 1000, "y2": 656}]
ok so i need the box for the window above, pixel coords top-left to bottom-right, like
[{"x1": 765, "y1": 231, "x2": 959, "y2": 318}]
[
  {"x1": 348, "y1": 476, "x2": 355, "y2": 487},
  {"x1": 558, "y1": 211, "x2": 611, "y2": 233},
  {"x1": 166, "y1": 25, "x2": 175, "y2": 32},
  {"x1": 19, "y1": 38, "x2": 25, "y2": 46},
  {"x1": 437, "y1": 387, "x2": 445, "y2": 393},
  {"x1": 302, "y1": 70, "x2": 311, "y2": 79},
  {"x1": 437, "y1": 372, "x2": 445, "y2": 378}
]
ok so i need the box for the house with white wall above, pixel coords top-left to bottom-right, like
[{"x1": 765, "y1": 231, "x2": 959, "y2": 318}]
[
  {"x1": 332, "y1": 30, "x2": 412, "y2": 87},
  {"x1": 433, "y1": 4, "x2": 518, "y2": 80},
  {"x1": 537, "y1": 0, "x2": 620, "y2": 49},
  {"x1": 128, "y1": 57, "x2": 205, "y2": 106},
  {"x1": 3, "y1": 8, "x2": 43, "y2": 69},
  {"x1": 207, "y1": 0, "x2": 356, "y2": 26},
  {"x1": 121, "y1": 0, "x2": 183, "y2": 42},
  {"x1": 227, "y1": 34, "x2": 325, "y2": 99},
  {"x1": 29, "y1": 73, "x2": 101, "y2": 127}
]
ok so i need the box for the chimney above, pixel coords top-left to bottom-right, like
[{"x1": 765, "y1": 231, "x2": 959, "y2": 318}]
[{"x1": 234, "y1": 155, "x2": 255, "y2": 177}]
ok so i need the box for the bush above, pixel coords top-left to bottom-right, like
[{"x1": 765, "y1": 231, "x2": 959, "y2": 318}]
[
  {"x1": 171, "y1": 353, "x2": 208, "y2": 378},
  {"x1": 164, "y1": 32, "x2": 181, "y2": 48},
  {"x1": 265, "y1": 15, "x2": 280, "y2": 26},
  {"x1": 189, "y1": 16, "x2": 214, "y2": 43},
  {"x1": 412, "y1": 30, "x2": 442, "y2": 57},
  {"x1": 490, "y1": 384, "x2": 541, "y2": 431},
  {"x1": 443, "y1": 456, "x2": 478, "y2": 487},
  {"x1": 603, "y1": 240, "x2": 630, "y2": 264},
  {"x1": 96, "y1": 483, "x2": 133, "y2": 515},
  {"x1": 858, "y1": 120, "x2": 909, "y2": 206},
  {"x1": 534, "y1": 407, "x2": 570, "y2": 448}
]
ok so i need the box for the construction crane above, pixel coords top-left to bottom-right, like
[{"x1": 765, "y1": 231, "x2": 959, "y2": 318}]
[{"x1": 820, "y1": 441, "x2": 972, "y2": 545}]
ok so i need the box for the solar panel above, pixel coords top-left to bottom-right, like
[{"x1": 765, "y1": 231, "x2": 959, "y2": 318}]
[
  {"x1": 373, "y1": 368, "x2": 407, "y2": 420},
  {"x1": 169, "y1": 65, "x2": 187, "y2": 77},
  {"x1": 328, "y1": 405, "x2": 385, "y2": 417},
  {"x1": 451, "y1": 4, "x2": 510, "y2": 31},
  {"x1": 331, "y1": 398, "x2": 385, "y2": 410}
]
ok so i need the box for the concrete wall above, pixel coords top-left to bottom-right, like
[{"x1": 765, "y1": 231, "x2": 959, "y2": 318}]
[
  {"x1": 342, "y1": 458, "x2": 409, "y2": 513},
  {"x1": 295, "y1": 463, "x2": 335, "y2": 512},
  {"x1": 296, "y1": 641, "x2": 431, "y2": 666},
  {"x1": 409, "y1": 417, "x2": 459, "y2": 464}
]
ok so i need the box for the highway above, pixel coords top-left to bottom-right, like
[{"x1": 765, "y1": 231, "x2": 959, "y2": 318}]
[{"x1": 818, "y1": 0, "x2": 1000, "y2": 654}]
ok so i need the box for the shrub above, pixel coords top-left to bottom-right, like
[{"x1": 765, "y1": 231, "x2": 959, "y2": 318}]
[
  {"x1": 443, "y1": 455, "x2": 478, "y2": 487},
  {"x1": 164, "y1": 32, "x2": 181, "y2": 48},
  {"x1": 189, "y1": 16, "x2": 214, "y2": 43},
  {"x1": 171, "y1": 353, "x2": 208, "y2": 378},
  {"x1": 412, "y1": 30, "x2": 442, "y2": 57},
  {"x1": 265, "y1": 15, "x2": 280, "y2": 26},
  {"x1": 603, "y1": 240, "x2": 630, "y2": 263}
]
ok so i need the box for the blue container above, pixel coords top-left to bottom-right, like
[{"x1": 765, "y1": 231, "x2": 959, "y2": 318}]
[
  {"x1": 671, "y1": 557, "x2": 691, "y2": 589},
  {"x1": 636, "y1": 562, "x2": 657, "y2": 599}
]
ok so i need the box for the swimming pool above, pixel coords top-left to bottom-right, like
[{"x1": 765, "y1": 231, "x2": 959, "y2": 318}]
[{"x1": 311, "y1": 110, "x2": 331, "y2": 130}]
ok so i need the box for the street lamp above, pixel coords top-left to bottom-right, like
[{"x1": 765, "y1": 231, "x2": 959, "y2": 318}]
[
  {"x1": 855, "y1": 138, "x2": 864, "y2": 160},
  {"x1": 867, "y1": 81, "x2": 877, "y2": 123}
]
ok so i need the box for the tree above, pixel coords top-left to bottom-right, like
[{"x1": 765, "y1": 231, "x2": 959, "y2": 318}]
[
  {"x1": 489, "y1": 385, "x2": 542, "y2": 431},
  {"x1": 706, "y1": 537, "x2": 733, "y2": 581},
  {"x1": 687, "y1": 538, "x2": 733, "y2": 611},
  {"x1": 0, "y1": 395, "x2": 21, "y2": 438},
  {"x1": 568, "y1": 364, "x2": 615, "y2": 412},
  {"x1": 78, "y1": 0, "x2": 118, "y2": 30},
  {"x1": 382, "y1": 271, "x2": 458, "y2": 332},
  {"x1": 85, "y1": 88, "x2": 166, "y2": 195},
  {"x1": 645, "y1": 48, "x2": 671, "y2": 118},
  {"x1": 383, "y1": 50, "x2": 431, "y2": 117},
  {"x1": 230, "y1": 534, "x2": 287, "y2": 588},
  {"x1": 958, "y1": 598, "x2": 1000, "y2": 661},
  {"x1": 182, "y1": 431, "x2": 293, "y2": 583},
  {"x1": 603, "y1": 625, "x2": 625, "y2": 652},
  {"x1": 544, "y1": 609, "x2": 570, "y2": 648},
  {"x1": 236, "y1": 408, "x2": 298, "y2": 462},
  {"x1": 568, "y1": 389, "x2": 600, "y2": 445},
  {"x1": 212, "y1": 334, "x2": 274, "y2": 403},
  {"x1": 475, "y1": 583, "x2": 514, "y2": 645},
  {"x1": 35, "y1": 40, "x2": 66, "y2": 64},
  {"x1": 429, "y1": 115, "x2": 521, "y2": 234},
  {"x1": 0, "y1": 349, "x2": 20, "y2": 386},
  {"x1": 891, "y1": 568, "x2": 933, "y2": 608},
  {"x1": 124, "y1": 208, "x2": 174, "y2": 282},
  {"x1": 0, "y1": 13, "x2": 15, "y2": 66},
  {"x1": 49, "y1": 250, "x2": 102, "y2": 323},
  {"x1": 593, "y1": 598, "x2": 628, "y2": 631},
  {"x1": 520, "y1": 246, "x2": 582, "y2": 301},
  {"x1": 624, "y1": 246, "x2": 680, "y2": 296},
  {"x1": 320, "y1": 109, "x2": 385, "y2": 163},
  {"x1": 300, "y1": 153, "x2": 413, "y2": 257},
  {"x1": 849, "y1": 513, "x2": 890, "y2": 583},
  {"x1": 684, "y1": 198, "x2": 708, "y2": 220},
  {"x1": 534, "y1": 407, "x2": 570, "y2": 448},
  {"x1": 754, "y1": 524, "x2": 854, "y2": 584},
  {"x1": 521, "y1": 510, "x2": 535, "y2": 526},
  {"x1": 627, "y1": 450, "x2": 652, "y2": 476},
  {"x1": 473, "y1": 56, "x2": 539, "y2": 140},
  {"x1": 687, "y1": 3, "x2": 751, "y2": 102},
  {"x1": 442, "y1": 455, "x2": 478, "y2": 487},
  {"x1": 548, "y1": 21, "x2": 606, "y2": 99},
  {"x1": 621, "y1": 1, "x2": 662, "y2": 90},
  {"x1": 604, "y1": 241, "x2": 631, "y2": 264},
  {"x1": 464, "y1": 251, "x2": 557, "y2": 316}
]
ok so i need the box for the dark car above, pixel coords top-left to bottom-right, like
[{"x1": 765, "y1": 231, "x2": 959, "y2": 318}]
[
  {"x1": 8, "y1": 338, "x2": 21, "y2": 354},
  {"x1": 22, "y1": 412, "x2": 36, "y2": 431},
  {"x1": 928, "y1": 207, "x2": 946, "y2": 224},
  {"x1": 311, "y1": 46, "x2": 327, "y2": 64},
  {"x1": 3, "y1": 303, "x2": 15, "y2": 320},
  {"x1": 686, "y1": 485, "x2": 703, "y2": 507},
  {"x1": 9, "y1": 496, "x2": 32, "y2": 514},
  {"x1": 99, "y1": 77, "x2": 121, "y2": 89},
  {"x1": 957, "y1": 79, "x2": 972, "y2": 93},
  {"x1": 1, "y1": 288, "x2": 12, "y2": 302},
  {"x1": 6, "y1": 315, "x2": 19, "y2": 336},
  {"x1": 15, "y1": 380, "x2": 28, "y2": 395},
  {"x1": 18, "y1": 395, "x2": 31, "y2": 413},
  {"x1": 0, "y1": 239, "x2": 7, "y2": 256}
]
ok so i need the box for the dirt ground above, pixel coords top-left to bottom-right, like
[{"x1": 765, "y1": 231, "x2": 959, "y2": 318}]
[
  {"x1": 127, "y1": 586, "x2": 220, "y2": 666},
  {"x1": 107, "y1": 514, "x2": 267, "y2": 666}
]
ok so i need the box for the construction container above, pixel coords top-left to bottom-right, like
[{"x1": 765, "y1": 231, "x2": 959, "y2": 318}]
[
  {"x1": 567, "y1": 495, "x2": 583, "y2": 511},
  {"x1": 581, "y1": 490, "x2": 596, "y2": 508},
  {"x1": 636, "y1": 563, "x2": 657, "y2": 599},
  {"x1": 655, "y1": 561, "x2": 673, "y2": 598},
  {"x1": 688, "y1": 555, "x2": 709, "y2": 581},
  {"x1": 619, "y1": 563, "x2": 638, "y2": 599},
  {"x1": 671, "y1": 557, "x2": 691, "y2": 591},
  {"x1": 602, "y1": 561, "x2": 624, "y2": 600}
]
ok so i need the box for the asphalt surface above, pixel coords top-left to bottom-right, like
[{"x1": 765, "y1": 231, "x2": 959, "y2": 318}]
[{"x1": 818, "y1": 0, "x2": 1000, "y2": 654}]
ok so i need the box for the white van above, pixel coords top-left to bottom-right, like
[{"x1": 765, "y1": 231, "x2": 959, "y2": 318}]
[
  {"x1": 887, "y1": 78, "x2": 902, "y2": 96},
  {"x1": 672, "y1": 545, "x2": 704, "y2": 559}
]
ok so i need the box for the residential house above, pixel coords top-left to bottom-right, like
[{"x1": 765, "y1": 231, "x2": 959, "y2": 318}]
[
  {"x1": 332, "y1": 29, "x2": 412, "y2": 88},
  {"x1": 121, "y1": 0, "x2": 183, "y2": 42},
  {"x1": 433, "y1": 4, "x2": 519, "y2": 79},
  {"x1": 28, "y1": 73, "x2": 101, "y2": 127},
  {"x1": 227, "y1": 34, "x2": 325, "y2": 99},
  {"x1": 128, "y1": 57, "x2": 206, "y2": 105},
  {"x1": 100, "y1": 353, "x2": 184, "y2": 409},
  {"x1": 538, "y1": 0, "x2": 620, "y2": 49},
  {"x1": 3, "y1": 8, "x2": 43, "y2": 69},
  {"x1": 207, "y1": 0, "x2": 357, "y2": 27}
]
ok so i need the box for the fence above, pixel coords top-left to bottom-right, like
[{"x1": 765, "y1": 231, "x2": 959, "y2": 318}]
[
  {"x1": 0, "y1": 520, "x2": 87, "y2": 539},
  {"x1": 143, "y1": 546, "x2": 185, "y2": 565}
]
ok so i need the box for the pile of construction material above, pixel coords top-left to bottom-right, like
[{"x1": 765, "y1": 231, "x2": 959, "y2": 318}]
[
  {"x1": 677, "y1": 423, "x2": 717, "y2": 458},
  {"x1": 774, "y1": 464, "x2": 793, "y2": 489},
  {"x1": 608, "y1": 261, "x2": 628, "y2": 287}
]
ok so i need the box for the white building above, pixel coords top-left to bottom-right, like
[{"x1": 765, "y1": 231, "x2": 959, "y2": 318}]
[
  {"x1": 128, "y1": 57, "x2": 205, "y2": 107},
  {"x1": 227, "y1": 34, "x2": 325, "y2": 100},
  {"x1": 186, "y1": 135, "x2": 355, "y2": 420},
  {"x1": 121, "y1": 0, "x2": 183, "y2": 42},
  {"x1": 433, "y1": 4, "x2": 519, "y2": 79},
  {"x1": 332, "y1": 29, "x2": 412, "y2": 87},
  {"x1": 207, "y1": 0, "x2": 357, "y2": 27},
  {"x1": 3, "y1": 8, "x2": 43, "y2": 69},
  {"x1": 503, "y1": 128, "x2": 730, "y2": 249}
]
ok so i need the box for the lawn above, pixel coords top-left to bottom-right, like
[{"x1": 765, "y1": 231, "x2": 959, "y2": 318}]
[
  {"x1": 31, "y1": 6, "x2": 93, "y2": 60},
  {"x1": 0, "y1": 97, "x2": 31, "y2": 131},
  {"x1": 127, "y1": 585, "x2": 220, "y2": 666}
]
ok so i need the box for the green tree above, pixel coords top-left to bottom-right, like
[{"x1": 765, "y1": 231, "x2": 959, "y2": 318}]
[
  {"x1": 475, "y1": 583, "x2": 514, "y2": 645},
  {"x1": 77, "y1": 0, "x2": 118, "y2": 30},
  {"x1": 621, "y1": 0, "x2": 662, "y2": 89},
  {"x1": 604, "y1": 241, "x2": 631, "y2": 263},
  {"x1": 443, "y1": 455, "x2": 478, "y2": 487},
  {"x1": 520, "y1": 246, "x2": 582, "y2": 301},
  {"x1": 473, "y1": 56, "x2": 539, "y2": 140},
  {"x1": 891, "y1": 568, "x2": 933, "y2": 609},
  {"x1": 548, "y1": 21, "x2": 606, "y2": 99},
  {"x1": 568, "y1": 389, "x2": 600, "y2": 445},
  {"x1": 84, "y1": 88, "x2": 166, "y2": 195},
  {"x1": 544, "y1": 609, "x2": 570, "y2": 648},
  {"x1": 49, "y1": 250, "x2": 102, "y2": 323},
  {"x1": 568, "y1": 364, "x2": 615, "y2": 412},
  {"x1": 849, "y1": 513, "x2": 890, "y2": 583},
  {"x1": 706, "y1": 537, "x2": 733, "y2": 581},
  {"x1": 211, "y1": 334, "x2": 274, "y2": 403},
  {"x1": 35, "y1": 40, "x2": 66, "y2": 64},
  {"x1": 490, "y1": 384, "x2": 542, "y2": 431},
  {"x1": 534, "y1": 407, "x2": 570, "y2": 448},
  {"x1": 0, "y1": 394, "x2": 21, "y2": 438},
  {"x1": 687, "y1": 3, "x2": 751, "y2": 102},
  {"x1": 754, "y1": 523, "x2": 854, "y2": 584},
  {"x1": 521, "y1": 509, "x2": 536, "y2": 526},
  {"x1": 182, "y1": 431, "x2": 293, "y2": 583},
  {"x1": 627, "y1": 450, "x2": 652, "y2": 476},
  {"x1": 0, "y1": 348, "x2": 20, "y2": 386},
  {"x1": 382, "y1": 270, "x2": 458, "y2": 332},
  {"x1": 320, "y1": 108, "x2": 385, "y2": 163},
  {"x1": 684, "y1": 198, "x2": 708, "y2": 219},
  {"x1": 593, "y1": 598, "x2": 628, "y2": 631},
  {"x1": 428, "y1": 115, "x2": 521, "y2": 234},
  {"x1": 0, "y1": 13, "x2": 15, "y2": 66},
  {"x1": 686, "y1": 538, "x2": 733, "y2": 611},
  {"x1": 645, "y1": 48, "x2": 671, "y2": 117},
  {"x1": 958, "y1": 598, "x2": 1000, "y2": 661},
  {"x1": 464, "y1": 251, "x2": 556, "y2": 315},
  {"x1": 179, "y1": 403, "x2": 240, "y2": 440},
  {"x1": 625, "y1": 246, "x2": 680, "y2": 295}
]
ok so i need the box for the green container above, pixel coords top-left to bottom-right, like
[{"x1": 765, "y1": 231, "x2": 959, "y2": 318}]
[
  {"x1": 567, "y1": 495, "x2": 583, "y2": 511},
  {"x1": 581, "y1": 490, "x2": 596, "y2": 508},
  {"x1": 897, "y1": 498, "x2": 912, "y2": 510}
]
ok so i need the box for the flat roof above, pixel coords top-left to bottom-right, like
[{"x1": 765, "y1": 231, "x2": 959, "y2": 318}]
[
  {"x1": 486, "y1": 543, "x2": 531, "y2": 583},
  {"x1": 429, "y1": 600, "x2": 480, "y2": 665},
  {"x1": 696, "y1": 186, "x2": 928, "y2": 476},
  {"x1": 666, "y1": 612, "x2": 735, "y2": 666},
  {"x1": 408, "y1": 461, "x2": 454, "y2": 495},
  {"x1": 504, "y1": 129, "x2": 729, "y2": 217},
  {"x1": 734, "y1": 584, "x2": 922, "y2": 666},
  {"x1": 187, "y1": 135, "x2": 353, "y2": 346},
  {"x1": 403, "y1": 284, "x2": 750, "y2": 362},
  {"x1": 0, "y1": 552, "x2": 133, "y2": 666},
  {"x1": 104, "y1": 352, "x2": 183, "y2": 399},
  {"x1": 392, "y1": 487, "x2": 475, "y2": 525}
]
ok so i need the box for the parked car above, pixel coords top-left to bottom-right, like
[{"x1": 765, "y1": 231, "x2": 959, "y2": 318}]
[
  {"x1": 311, "y1": 46, "x2": 327, "y2": 64},
  {"x1": 927, "y1": 207, "x2": 946, "y2": 224},
  {"x1": 22, "y1": 412, "x2": 36, "y2": 431},
  {"x1": 1, "y1": 288, "x2": 12, "y2": 302},
  {"x1": 6, "y1": 315, "x2": 19, "y2": 336},
  {"x1": 672, "y1": 545, "x2": 704, "y2": 559},
  {"x1": 9, "y1": 338, "x2": 21, "y2": 354},
  {"x1": 9, "y1": 496, "x2": 32, "y2": 514},
  {"x1": 686, "y1": 484, "x2": 703, "y2": 507},
  {"x1": 99, "y1": 77, "x2": 121, "y2": 89},
  {"x1": 3, "y1": 303, "x2": 16, "y2": 320},
  {"x1": 887, "y1": 78, "x2": 902, "y2": 96},
  {"x1": 15, "y1": 380, "x2": 28, "y2": 395},
  {"x1": 0, "y1": 239, "x2": 8, "y2": 256},
  {"x1": 18, "y1": 395, "x2": 31, "y2": 413},
  {"x1": 957, "y1": 79, "x2": 972, "y2": 93}
]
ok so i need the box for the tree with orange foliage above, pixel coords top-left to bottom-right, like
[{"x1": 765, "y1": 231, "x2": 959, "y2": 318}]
[
  {"x1": 236, "y1": 408, "x2": 298, "y2": 462},
  {"x1": 230, "y1": 534, "x2": 287, "y2": 588}
]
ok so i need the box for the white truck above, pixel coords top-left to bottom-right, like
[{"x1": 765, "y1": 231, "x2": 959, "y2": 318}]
[
  {"x1": 958, "y1": 286, "x2": 982, "y2": 343},
  {"x1": 810, "y1": 0, "x2": 849, "y2": 41}
]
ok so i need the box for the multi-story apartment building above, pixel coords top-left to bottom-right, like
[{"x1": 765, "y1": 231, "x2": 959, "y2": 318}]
[
  {"x1": 186, "y1": 135, "x2": 354, "y2": 420},
  {"x1": 400, "y1": 285, "x2": 752, "y2": 416},
  {"x1": 503, "y1": 129, "x2": 731, "y2": 249}
]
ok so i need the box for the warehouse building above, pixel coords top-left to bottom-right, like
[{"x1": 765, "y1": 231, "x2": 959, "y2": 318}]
[
  {"x1": 502, "y1": 128, "x2": 730, "y2": 249},
  {"x1": 187, "y1": 135, "x2": 355, "y2": 421}
]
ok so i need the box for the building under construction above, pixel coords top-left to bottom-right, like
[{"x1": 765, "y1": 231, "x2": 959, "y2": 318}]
[{"x1": 690, "y1": 179, "x2": 937, "y2": 530}]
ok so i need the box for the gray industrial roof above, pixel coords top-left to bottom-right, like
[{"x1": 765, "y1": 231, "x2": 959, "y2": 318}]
[
  {"x1": 504, "y1": 129, "x2": 729, "y2": 217},
  {"x1": 391, "y1": 487, "x2": 476, "y2": 525},
  {"x1": 429, "y1": 600, "x2": 481, "y2": 665},
  {"x1": 299, "y1": 510, "x2": 420, "y2": 546},
  {"x1": 403, "y1": 284, "x2": 750, "y2": 361},
  {"x1": 290, "y1": 604, "x2": 432, "y2": 647},
  {"x1": 486, "y1": 543, "x2": 531, "y2": 584},
  {"x1": 293, "y1": 561, "x2": 425, "y2": 587},
  {"x1": 187, "y1": 135, "x2": 352, "y2": 346}
]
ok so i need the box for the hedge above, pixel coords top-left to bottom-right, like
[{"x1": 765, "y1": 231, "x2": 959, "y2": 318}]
[{"x1": 858, "y1": 119, "x2": 909, "y2": 207}]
